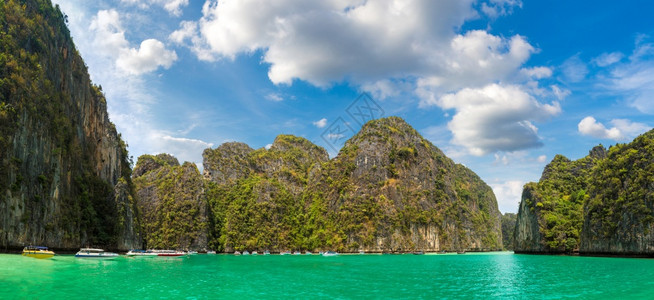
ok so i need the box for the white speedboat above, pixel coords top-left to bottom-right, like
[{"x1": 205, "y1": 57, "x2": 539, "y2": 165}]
[
  {"x1": 263, "y1": 250, "x2": 270, "y2": 255},
  {"x1": 126, "y1": 249, "x2": 157, "y2": 257},
  {"x1": 75, "y1": 248, "x2": 119, "y2": 259},
  {"x1": 321, "y1": 251, "x2": 338, "y2": 257},
  {"x1": 152, "y1": 250, "x2": 187, "y2": 257},
  {"x1": 207, "y1": 250, "x2": 217, "y2": 254}
]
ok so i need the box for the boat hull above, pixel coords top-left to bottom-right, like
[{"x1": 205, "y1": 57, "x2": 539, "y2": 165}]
[
  {"x1": 75, "y1": 254, "x2": 118, "y2": 259},
  {"x1": 22, "y1": 251, "x2": 55, "y2": 259}
]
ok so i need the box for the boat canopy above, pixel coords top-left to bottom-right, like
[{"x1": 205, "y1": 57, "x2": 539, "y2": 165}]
[{"x1": 25, "y1": 246, "x2": 49, "y2": 250}]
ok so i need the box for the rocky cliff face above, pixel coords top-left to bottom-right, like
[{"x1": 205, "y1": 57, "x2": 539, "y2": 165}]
[
  {"x1": 133, "y1": 154, "x2": 207, "y2": 250},
  {"x1": 202, "y1": 135, "x2": 329, "y2": 252},
  {"x1": 501, "y1": 212, "x2": 516, "y2": 250},
  {"x1": 0, "y1": 0, "x2": 140, "y2": 250},
  {"x1": 514, "y1": 149, "x2": 604, "y2": 254},
  {"x1": 142, "y1": 117, "x2": 502, "y2": 253},
  {"x1": 515, "y1": 129, "x2": 654, "y2": 256},
  {"x1": 581, "y1": 129, "x2": 654, "y2": 256},
  {"x1": 306, "y1": 117, "x2": 502, "y2": 252}
]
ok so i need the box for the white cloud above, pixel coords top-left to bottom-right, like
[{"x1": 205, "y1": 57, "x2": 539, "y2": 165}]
[
  {"x1": 121, "y1": 0, "x2": 189, "y2": 16},
  {"x1": 550, "y1": 85, "x2": 571, "y2": 100},
  {"x1": 117, "y1": 39, "x2": 178, "y2": 75},
  {"x1": 560, "y1": 54, "x2": 588, "y2": 83},
  {"x1": 537, "y1": 155, "x2": 547, "y2": 163},
  {"x1": 313, "y1": 118, "x2": 328, "y2": 128},
  {"x1": 520, "y1": 66, "x2": 552, "y2": 79},
  {"x1": 593, "y1": 52, "x2": 624, "y2": 67},
  {"x1": 174, "y1": 0, "x2": 533, "y2": 92},
  {"x1": 90, "y1": 10, "x2": 177, "y2": 75},
  {"x1": 265, "y1": 93, "x2": 284, "y2": 102},
  {"x1": 265, "y1": 144, "x2": 273, "y2": 150},
  {"x1": 578, "y1": 116, "x2": 650, "y2": 141},
  {"x1": 155, "y1": 134, "x2": 214, "y2": 163},
  {"x1": 89, "y1": 9, "x2": 128, "y2": 57},
  {"x1": 481, "y1": 0, "x2": 522, "y2": 18},
  {"x1": 603, "y1": 42, "x2": 654, "y2": 114},
  {"x1": 490, "y1": 180, "x2": 525, "y2": 213},
  {"x1": 436, "y1": 84, "x2": 561, "y2": 155}
]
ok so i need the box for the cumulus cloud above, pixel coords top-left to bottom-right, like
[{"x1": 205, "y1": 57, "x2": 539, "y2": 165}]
[
  {"x1": 490, "y1": 180, "x2": 525, "y2": 213},
  {"x1": 313, "y1": 118, "x2": 328, "y2": 128},
  {"x1": 116, "y1": 39, "x2": 177, "y2": 75},
  {"x1": 166, "y1": 0, "x2": 555, "y2": 157},
  {"x1": 173, "y1": 0, "x2": 531, "y2": 90},
  {"x1": 436, "y1": 84, "x2": 560, "y2": 155},
  {"x1": 537, "y1": 155, "x2": 547, "y2": 163},
  {"x1": 90, "y1": 9, "x2": 177, "y2": 75},
  {"x1": 121, "y1": 0, "x2": 189, "y2": 16},
  {"x1": 578, "y1": 116, "x2": 650, "y2": 141}
]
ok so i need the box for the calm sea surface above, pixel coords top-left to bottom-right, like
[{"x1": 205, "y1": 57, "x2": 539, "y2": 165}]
[{"x1": 1, "y1": 252, "x2": 653, "y2": 299}]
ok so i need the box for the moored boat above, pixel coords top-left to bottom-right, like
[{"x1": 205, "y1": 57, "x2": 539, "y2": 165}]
[
  {"x1": 280, "y1": 251, "x2": 291, "y2": 255},
  {"x1": 293, "y1": 251, "x2": 301, "y2": 255},
  {"x1": 207, "y1": 250, "x2": 217, "y2": 254},
  {"x1": 305, "y1": 251, "x2": 312, "y2": 255},
  {"x1": 126, "y1": 250, "x2": 158, "y2": 257},
  {"x1": 22, "y1": 246, "x2": 55, "y2": 259},
  {"x1": 75, "y1": 248, "x2": 119, "y2": 259},
  {"x1": 153, "y1": 250, "x2": 186, "y2": 257},
  {"x1": 263, "y1": 250, "x2": 270, "y2": 255},
  {"x1": 252, "y1": 251, "x2": 258, "y2": 255},
  {"x1": 322, "y1": 251, "x2": 338, "y2": 257},
  {"x1": 243, "y1": 250, "x2": 250, "y2": 255}
]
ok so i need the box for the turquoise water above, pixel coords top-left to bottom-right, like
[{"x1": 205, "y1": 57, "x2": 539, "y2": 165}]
[{"x1": 1, "y1": 252, "x2": 653, "y2": 299}]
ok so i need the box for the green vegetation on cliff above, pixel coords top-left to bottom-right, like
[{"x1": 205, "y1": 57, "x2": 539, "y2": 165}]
[
  {"x1": 581, "y1": 130, "x2": 654, "y2": 254},
  {"x1": 133, "y1": 154, "x2": 206, "y2": 250},
  {"x1": 501, "y1": 213, "x2": 516, "y2": 250},
  {"x1": 515, "y1": 129, "x2": 654, "y2": 255},
  {"x1": 1, "y1": 0, "x2": 139, "y2": 250},
  {"x1": 144, "y1": 117, "x2": 502, "y2": 252}
]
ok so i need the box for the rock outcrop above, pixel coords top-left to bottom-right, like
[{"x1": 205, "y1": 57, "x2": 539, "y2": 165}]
[
  {"x1": 306, "y1": 117, "x2": 502, "y2": 252},
  {"x1": 501, "y1": 212, "x2": 516, "y2": 250},
  {"x1": 199, "y1": 117, "x2": 502, "y2": 252},
  {"x1": 133, "y1": 154, "x2": 207, "y2": 250},
  {"x1": 581, "y1": 129, "x2": 654, "y2": 256},
  {"x1": 515, "y1": 129, "x2": 654, "y2": 256},
  {"x1": 0, "y1": 0, "x2": 140, "y2": 251}
]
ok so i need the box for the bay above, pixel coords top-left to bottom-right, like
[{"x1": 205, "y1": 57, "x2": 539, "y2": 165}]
[{"x1": 1, "y1": 252, "x2": 653, "y2": 299}]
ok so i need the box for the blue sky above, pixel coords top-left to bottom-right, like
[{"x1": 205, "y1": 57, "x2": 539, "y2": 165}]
[{"x1": 52, "y1": 0, "x2": 653, "y2": 213}]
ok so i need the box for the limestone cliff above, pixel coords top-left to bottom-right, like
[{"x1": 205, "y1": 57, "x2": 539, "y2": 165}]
[
  {"x1": 581, "y1": 129, "x2": 654, "y2": 256},
  {"x1": 515, "y1": 129, "x2": 654, "y2": 256},
  {"x1": 198, "y1": 117, "x2": 502, "y2": 252},
  {"x1": 306, "y1": 117, "x2": 502, "y2": 252},
  {"x1": 0, "y1": 0, "x2": 140, "y2": 250},
  {"x1": 133, "y1": 154, "x2": 207, "y2": 250}
]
